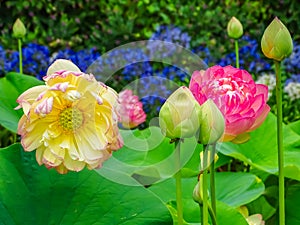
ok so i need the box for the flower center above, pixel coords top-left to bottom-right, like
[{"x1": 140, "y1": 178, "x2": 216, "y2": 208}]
[{"x1": 59, "y1": 107, "x2": 83, "y2": 131}]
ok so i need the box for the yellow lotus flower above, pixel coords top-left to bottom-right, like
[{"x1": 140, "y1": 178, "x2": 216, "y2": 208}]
[{"x1": 16, "y1": 59, "x2": 123, "y2": 174}]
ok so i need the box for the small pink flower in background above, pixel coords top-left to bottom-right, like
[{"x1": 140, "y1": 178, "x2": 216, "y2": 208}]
[
  {"x1": 189, "y1": 65, "x2": 270, "y2": 143},
  {"x1": 118, "y1": 89, "x2": 146, "y2": 129}
]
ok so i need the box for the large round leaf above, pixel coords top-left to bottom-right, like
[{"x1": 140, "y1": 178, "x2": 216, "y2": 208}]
[
  {"x1": 0, "y1": 144, "x2": 172, "y2": 225},
  {"x1": 286, "y1": 184, "x2": 300, "y2": 225},
  {"x1": 100, "y1": 127, "x2": 231, "y2": 186},
  {"x1": 98, "y1": 127, "x2": 201, "y2": 185},
  {"x1": 149, "y1": 172, "x2": 264, "y2": 224},
  {"x1": 218, "y1": 113, "x2": 300, "y2": 180},
  {"x1": 0, "y1": 72, "x2": 43, "y2": 132}
]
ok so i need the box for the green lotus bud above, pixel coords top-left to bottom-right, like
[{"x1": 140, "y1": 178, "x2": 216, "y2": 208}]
[
  {"x1": 193, "y1": 175, "x2": 203, "y2": 204},
  {"x1": 159, "y1": 86, "x2": 201, "y2": 139},
  {"x1": 13, "y1": 18, "x2": 27, "y2": 38},
  {"x1": 198, "y1": 99, "x2": 225, "y2": 144},
  {"x1": 261, "y1": 17, "x2": 293, "y2": 61},
  {"x1": 227, "y1": 16, "x2": 243, "y2": 39}
]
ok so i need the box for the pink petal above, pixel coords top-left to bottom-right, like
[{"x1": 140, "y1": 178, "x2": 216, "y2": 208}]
[
  {"x1": 34, "y1": 97, "x2": 54, "y2": 115},
  {"x1": 248, "y1": 105, "x2": 270, "y2": 131},
  {"x1": 16, "y1": 85, "x2": 47, "y2": 115},
  {"x1": 225, "y1": 116, "x2": 255, "y2": 136},
  {"x1": 256, "y1": 84, "x2": 269, "y2": 101},
  {"x1": 49, "y1": 82, "x2": 69, "y2": 92}
]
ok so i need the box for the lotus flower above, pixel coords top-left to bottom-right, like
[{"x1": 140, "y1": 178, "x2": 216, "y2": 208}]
[
  {"x1": 16, "y1": 59, "x2": 123, "y2": 174},
  {"x1": 13, "y1": 18, "x2": 26, "y2": 38},
  {"x1": 118, "y1": 89, "x2": 146, "y2": 128},
  {"x1": 189, "y1": 65, "x2": 270, "y2": 143},
  {"x1": 261, "y1": 17, "x2": 293, "y2": 61},
  {"x1": 227, "y1": 16, "x2": 243, "y2": 39},
  {"x1": 159, "y1": 86, "x2": 201, "y2": 139}
]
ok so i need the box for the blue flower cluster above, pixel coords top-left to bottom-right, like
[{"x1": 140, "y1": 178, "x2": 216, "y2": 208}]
[
  {"x1": 217, "y1": 36, "x2": 271, "y2": 74},
  {"x1": 0, "y1": 43, "x2": 50, "y2": 78},
  {"x1": 149, "y1": 25, "x2": 191, "y2": 49},
  {"x1": 51, "y1": 48, "x2": 100, "y2": 73},
  {"x1": 284, "y1": 43, "x2": 300, "y2": 73},
  {"x1": 192, "y1": 46, "x2": 214, "y2": 65}
]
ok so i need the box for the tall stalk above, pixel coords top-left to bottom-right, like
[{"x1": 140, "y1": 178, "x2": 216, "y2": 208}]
[
  {"x1": 174, "y1": 139, "x2": 184, "y2": 225},
  {"x1": 209, "y1": 143, "x2": 217, "y2": 219},
  {"x1": 18, "y1": 38, "x2": 23, "y2": 74},
  {"x1": 201, "y1": 146, "x2": 209, "y2": 225},
  {"x1": 235, "y1": 40, "x2": 239, "y2": 68},
  {"x1": 275, "y1": 60, "x2": 285, "y2": 225}
]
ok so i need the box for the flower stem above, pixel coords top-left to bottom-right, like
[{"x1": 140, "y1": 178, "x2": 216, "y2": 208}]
[
  {"x1": 235, "y1": 39, "x2": 239, "y2": 68},
  {"x1": 210, "y1": 143, "x2": 217, "y2": 220},
  {"x1": 201, "y1": 145, "x2": 209, "y2": 225},
  {"x1": 174, "y1": 139, "x2": 184, "y2": 225},
  {"x1": 18, "y1": 38, "x2": 23, "y2": 74},
  {"x1": 275, "y1": 60, "x2": 285, "y2": 225},
  {"x1": 208, "y1": 203, "x2": 217, "y2": 225}
]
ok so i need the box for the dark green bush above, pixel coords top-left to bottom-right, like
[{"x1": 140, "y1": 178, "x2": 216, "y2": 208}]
[{"x1": 0, "y1": 0, "x2": 299, "y2": 58}]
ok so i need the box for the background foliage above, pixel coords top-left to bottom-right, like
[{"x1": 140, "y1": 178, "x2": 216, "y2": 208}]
[{"x1": 1, "y1": 0, "x2": 299, "y2": 58}]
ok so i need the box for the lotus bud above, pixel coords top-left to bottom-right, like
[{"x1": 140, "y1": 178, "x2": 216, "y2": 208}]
[
  {"x1": 198, "y1": 99, "x2": 225, "y2": 144},
  {"x1": 159, "y1": 86, "x2": 201, "y2": 139},
  {"x1": 13, "y1": 18, "x2": 26, "y2": 38},
  {"x1": 261, "y1": 17, "x2": 293, "y2": 61},
  {"x1": 193, "y1": 175, "x2": 204, "y2": 204},
  {"x1": 227, "y1": 16, "x2": 243, "y2": 39}
]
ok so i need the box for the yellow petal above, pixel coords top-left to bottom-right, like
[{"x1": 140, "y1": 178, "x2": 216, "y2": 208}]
[
  {"x1": 63, "y1": 153, "x2": 85, "y2": 172},
  {"x1": 42, "y1": 147, "x2": 62, "y2": 167},
  {"x1": 36, "y1": 145, "x2": 46, "y2": 165},
  {"x1": 16, "y1": 85, "x2": 47, "y2": 115},
  {"x1": 55, "y1": 164, "x2": 69, "y2": 174},
  {"x1": 47, "y1": 59, "x2": 81, "y2": 75},
  {"x1": 21, "y1": 129, "x2": 44, "y2": 151}
]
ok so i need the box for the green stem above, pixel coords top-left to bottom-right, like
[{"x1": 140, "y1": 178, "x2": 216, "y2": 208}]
[
  {"x1": 13, "y1": 133, "x2": 17, "y2": 143},
  {"x1": 202, "y1": 145, "x2": 209, "y2": 225},
  {"x1": 208, "y1": 203, "x2": 217, "y2": 225},
  {"x1": 18, "y1": 38, "x2": 23, "y2": 74},
  {"x1": 275, "y1": 60, "x2": 285, "y2": 225},
  {"x1": 210, "y1": 143, "x2": 217, "y2": 221},
  {"x1": 234, "y1": 39, "x2": 239, "y2": 68},
  {"x1": 174, "y1": 140, "x2": 184, "y2": 225}
]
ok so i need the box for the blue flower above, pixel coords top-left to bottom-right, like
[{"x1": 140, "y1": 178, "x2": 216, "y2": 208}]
[
  {"x1": 192, "y1": 46, "x2": 215, "y2": 65},
  {"x1": 87, "y1": 48, "x2": 153, "y2": 82},
  {"x1": 217, "y1": 35, "x2": 271, "y2": 74},
  {"x1": 23, "y1": 43, "x2": 50, "y2": 78},
  {"x1": 51, "y1": 48, "x2": 102, "y2": 80},
  {"x1": 0, "y1": 45, "x2": 7, "y2": 76},
  {"x1": 5, "y1": 50, "x2": 19, "y2": 73},
  {"x1": 284, "y1": 42, "x2": 300, "y2": 73},
  {"x1": 147, "y1": 25, "x2": 191, "y2": 58},
  {"x1": 150, "y1": 25, "x2": 191, "y2": 48},
  {"x1": 4, "y1": 43, "x2": 50, "y2": 79},
  {"x1": 285, "y1": 74, "x2": 300, "y2": 85}
]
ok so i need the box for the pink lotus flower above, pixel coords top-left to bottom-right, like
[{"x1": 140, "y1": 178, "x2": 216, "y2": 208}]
[
  {"x1": 189, "y1": 65, "x2": 270, "y2": 143},
  {"x1": 118, "y1": 89, "x2": 146, "y2": 129}
]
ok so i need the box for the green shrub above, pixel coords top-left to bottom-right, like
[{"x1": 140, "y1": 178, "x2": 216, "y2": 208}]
[{"x1": 0, "y1": 0, "x2": 299, "y2": 59}]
